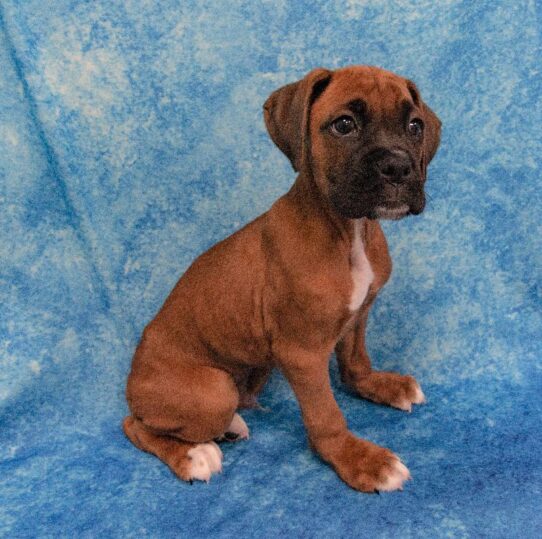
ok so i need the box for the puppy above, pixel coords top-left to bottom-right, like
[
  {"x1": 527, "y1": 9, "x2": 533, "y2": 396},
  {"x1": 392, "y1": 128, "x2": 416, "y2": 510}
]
[{"x1": 123, "y1": 65, "x2": 441, "y2": 492}]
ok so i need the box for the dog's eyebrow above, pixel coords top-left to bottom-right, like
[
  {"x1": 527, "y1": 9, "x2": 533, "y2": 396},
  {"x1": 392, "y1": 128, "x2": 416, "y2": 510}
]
[
  {"x1": 321, "y1": 98, "x2": 369, "y2": 130},
  {"x1": 345, "y1": 98, "x2": 368, "y2": 117},
  {"x1": 400, "y1": 100, "x2": 414, "y2": 123}
]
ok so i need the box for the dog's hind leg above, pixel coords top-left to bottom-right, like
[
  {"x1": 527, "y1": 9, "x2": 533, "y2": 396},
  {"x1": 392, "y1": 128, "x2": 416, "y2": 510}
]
[
  {"x1": 237, "y1": 366, "x2": 272, "y2": 409},
  {"x1": 124, "y1": 330, "x2": 242, "y2": 482},
  {"x1": 215, "y1": 412, "x2": 250, "y2": 442},
  {"x1": 123, "y1": 416, "x2": 223, "y2": 482}
]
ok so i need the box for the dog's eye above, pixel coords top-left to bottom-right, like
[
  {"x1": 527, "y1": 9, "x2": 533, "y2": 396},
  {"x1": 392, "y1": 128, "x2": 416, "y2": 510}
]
[
  {"x1": 408, "y1": 118, "x2": 424, "y2": 138},
  {"x1": 331, "y1": 116, "x2": 357, "y2": 136}
]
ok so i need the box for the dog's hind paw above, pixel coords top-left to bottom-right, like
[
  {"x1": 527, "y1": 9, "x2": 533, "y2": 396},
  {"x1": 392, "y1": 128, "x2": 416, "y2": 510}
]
[
  {"x1": 216, "y1": 413, "x2": 250, "y2": 442},
  {"x1": 187, "y1": 442, "x2": 223, "y2": 482}
]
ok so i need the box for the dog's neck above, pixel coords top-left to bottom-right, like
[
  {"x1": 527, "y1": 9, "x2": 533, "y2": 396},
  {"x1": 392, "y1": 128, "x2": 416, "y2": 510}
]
[{"x1": 285, "y1": 170, "x2": 367, "y2": 250}]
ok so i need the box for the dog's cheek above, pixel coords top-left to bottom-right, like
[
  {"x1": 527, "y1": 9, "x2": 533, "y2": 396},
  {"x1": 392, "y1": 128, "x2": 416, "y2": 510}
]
[
  {"x1": 328, "y1": 183, "x2": 353, "y2": 217},
  {"x1": 320, "y1": 156, "x2": 352, "y2": 204},
  {"x1": 328, "y1": 183, "x2": 373, "y2": 219},
  {"x1": 409, "y1": 187, "x2": 426, "y2": 215},
  {"x1": 309, "y1": 129, "x2": 335, "y2": 192}
]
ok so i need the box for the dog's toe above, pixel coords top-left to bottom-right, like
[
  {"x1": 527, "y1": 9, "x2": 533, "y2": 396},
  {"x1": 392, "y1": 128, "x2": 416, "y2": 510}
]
[
  {"x1": 410, "y1": 381, "x2": 426, "y2": 405},
  {"x1": 375, "y1": 458, "x2": 411, "y2": 491},
  {"x1": 187, "y1": 442, "x2": 223, "y2": 482},
  {"x1": 354, "y1": 371, "x2": 426, "y2": 412}
]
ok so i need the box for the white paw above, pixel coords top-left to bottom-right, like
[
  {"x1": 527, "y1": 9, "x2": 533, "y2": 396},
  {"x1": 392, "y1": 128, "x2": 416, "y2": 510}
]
[
  {"x1": 396, "y1": 381, "x2": 426, "y2": 412},
  {"x1": 377, "y1": 459, "x2": 411, "y2": 492},
  {"x1": 412, "y1": 383, "x2": 426, "y2": 405},
  {"x1": 227, "y1": 413, "x2": 250, "y2": 439},
  {"x1": 187, "y1": 442, "x2": 223, "y2": 482},
  {"x1": 216, "y1": 413, "x2": 250, "y2": 442}
]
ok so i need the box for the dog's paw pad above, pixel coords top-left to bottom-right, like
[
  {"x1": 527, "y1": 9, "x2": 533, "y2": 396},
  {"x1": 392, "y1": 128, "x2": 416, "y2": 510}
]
[
  {"x1": 187, "y1": 442, "x2": 223, "y2": 482},
  {"x1": 376, "y1": 459, "x2": 411, "y2": 492}
]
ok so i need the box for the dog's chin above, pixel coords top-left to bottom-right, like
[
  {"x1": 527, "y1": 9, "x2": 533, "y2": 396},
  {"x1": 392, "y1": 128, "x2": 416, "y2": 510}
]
[
  {"x1": 329, "y1": 200, "x2": 412, "y2": 221},
  {"x1": 371, "y1": 204, "x2": 411, "y2": 221},
  {"x1": 329, "y1": 179, "x2": 425, "y2": 221}
]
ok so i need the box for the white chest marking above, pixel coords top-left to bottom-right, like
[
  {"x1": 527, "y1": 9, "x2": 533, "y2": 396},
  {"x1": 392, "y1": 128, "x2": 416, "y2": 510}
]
[{"x1": 348, "y1": 220, "x2": 374, "y2": 311}]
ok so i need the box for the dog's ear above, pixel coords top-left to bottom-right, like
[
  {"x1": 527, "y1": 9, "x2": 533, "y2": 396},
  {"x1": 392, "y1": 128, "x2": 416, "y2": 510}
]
[
  {"x1": 421, "y1": 101, "x2": 441, "y2": 164},
  {"x1": 263, "y1": 68, "x2": 332, "y2": 172},
  {"x1": 407, "y1": 81, "x2": 442, "y2": 174}
]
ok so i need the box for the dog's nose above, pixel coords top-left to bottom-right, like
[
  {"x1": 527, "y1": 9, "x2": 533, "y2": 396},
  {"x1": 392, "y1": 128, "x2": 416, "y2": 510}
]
[{"x1": 375, "y1": 152, "x2": 412, "y2": 185}]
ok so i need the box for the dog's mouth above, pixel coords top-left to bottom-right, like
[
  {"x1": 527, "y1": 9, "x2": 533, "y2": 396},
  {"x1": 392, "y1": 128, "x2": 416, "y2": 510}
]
[
  {"x1": 372, "y1": 203, "x2": 410, "y2": 220},
  {"x1": 329, "y1": 181, "x2": 424, "y2": 220},
  {"x1": 328, "y1": 167, "x2": 427, "y2": 220}
]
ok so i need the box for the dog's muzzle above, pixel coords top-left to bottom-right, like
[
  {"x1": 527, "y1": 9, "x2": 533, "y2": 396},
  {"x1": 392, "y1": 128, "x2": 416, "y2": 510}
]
[{"x1": 328, "y1": 147, "x2": 424, "y2": 220}]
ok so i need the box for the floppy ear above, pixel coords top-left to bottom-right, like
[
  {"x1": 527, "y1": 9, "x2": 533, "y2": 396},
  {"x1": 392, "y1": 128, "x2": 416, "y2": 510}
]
[
  {"x1": 407, "y1": 81, "x2": 442, "y2": 176},
  {"x1": 263, "y1": 68, "x2": 332, "y2": 172},
  {"x1": 421, "y1": 101, "x2": 441, "y2": 164}
]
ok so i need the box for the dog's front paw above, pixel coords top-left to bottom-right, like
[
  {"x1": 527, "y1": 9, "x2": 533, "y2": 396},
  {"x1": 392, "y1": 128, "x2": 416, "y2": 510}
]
[
  {"x1": 353, "y1": 371, "x2": 425, "y2": 412},
  {"x1": 331, "y1": 434, "x2": 410, "y2": 493}
]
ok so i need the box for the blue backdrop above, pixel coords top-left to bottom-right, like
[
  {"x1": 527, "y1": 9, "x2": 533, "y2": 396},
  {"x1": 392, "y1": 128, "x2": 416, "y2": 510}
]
[{"x1": 1, "y1": 1, "x2": 540, "y2": 537}]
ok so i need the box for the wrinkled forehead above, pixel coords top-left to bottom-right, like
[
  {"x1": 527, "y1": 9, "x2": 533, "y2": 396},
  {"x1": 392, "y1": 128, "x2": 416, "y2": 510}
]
[{"x1": 312, "y1": 66, "x2": 414, "y2": 121}]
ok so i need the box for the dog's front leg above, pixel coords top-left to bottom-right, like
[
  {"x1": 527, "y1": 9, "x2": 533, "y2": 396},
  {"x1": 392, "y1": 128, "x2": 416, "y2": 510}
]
[
  {"x1": 335, "y1": 303, "x2": 425, "y2": 412},
  {"x1": 276, "y1": 344, "x2": 410, "y2": 492}
]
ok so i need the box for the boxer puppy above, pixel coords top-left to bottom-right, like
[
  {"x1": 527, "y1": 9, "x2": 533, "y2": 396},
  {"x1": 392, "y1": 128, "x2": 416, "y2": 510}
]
[{"x1": 123, "y1": 65, "x2": 441, "y2": 492}]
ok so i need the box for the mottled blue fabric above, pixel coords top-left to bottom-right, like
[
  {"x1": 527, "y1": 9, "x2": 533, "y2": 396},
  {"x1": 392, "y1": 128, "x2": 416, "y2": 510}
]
[{"x1": 0, "y1": 1, "x2": 540, "y2": 537}]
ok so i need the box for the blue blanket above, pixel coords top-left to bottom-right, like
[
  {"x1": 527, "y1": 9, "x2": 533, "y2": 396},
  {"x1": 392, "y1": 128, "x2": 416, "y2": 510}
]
[{"x1": 1, "y1": 1, "x2": 540, "y2": 537}]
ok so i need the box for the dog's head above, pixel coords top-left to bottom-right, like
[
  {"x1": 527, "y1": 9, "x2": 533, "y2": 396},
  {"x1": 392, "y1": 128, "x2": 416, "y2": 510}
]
[{"x1": 264, "y1": 66, "x2": 441, "y2": 220}]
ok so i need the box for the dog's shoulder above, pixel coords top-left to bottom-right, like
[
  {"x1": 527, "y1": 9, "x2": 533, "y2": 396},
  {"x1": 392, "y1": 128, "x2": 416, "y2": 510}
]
[{"x1": 364, "y1": 219, "x2": 392, "y2": 288}]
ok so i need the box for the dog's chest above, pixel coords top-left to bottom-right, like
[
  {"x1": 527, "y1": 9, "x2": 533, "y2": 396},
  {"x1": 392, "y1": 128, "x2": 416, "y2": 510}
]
[{"x1": 348, "y1": 221, "x2": 374, "y2": 311}]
